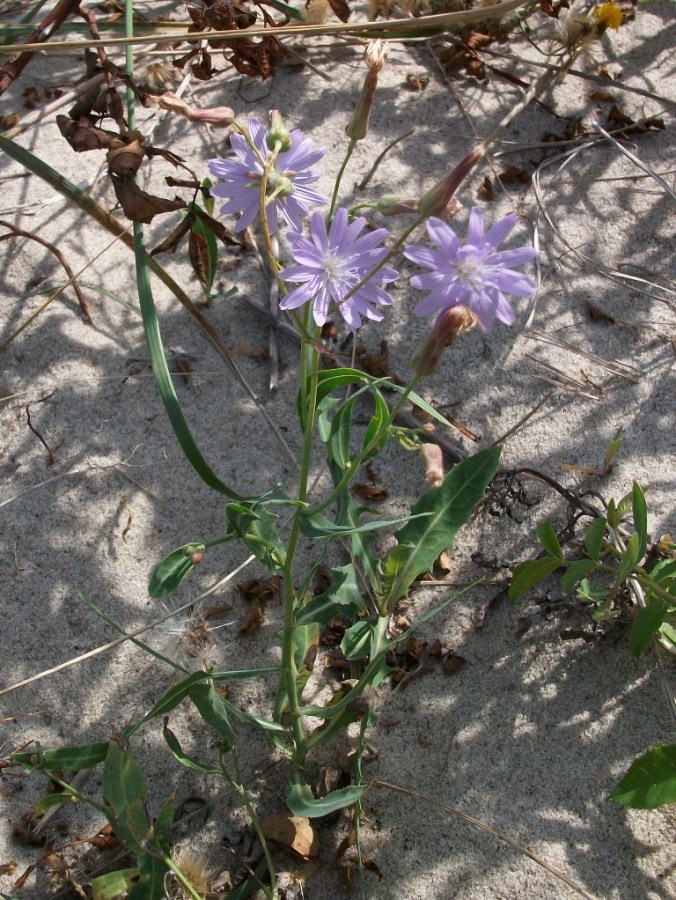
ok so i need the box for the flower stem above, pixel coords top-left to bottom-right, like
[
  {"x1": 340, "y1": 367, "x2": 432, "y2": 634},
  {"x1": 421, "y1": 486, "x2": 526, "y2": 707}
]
[
  {"x1": 329, "y1": 137, "x2": 357, "y2": 221},
  {"x1": 277, "y1": 304, "x2": 321, "y2": 767}
]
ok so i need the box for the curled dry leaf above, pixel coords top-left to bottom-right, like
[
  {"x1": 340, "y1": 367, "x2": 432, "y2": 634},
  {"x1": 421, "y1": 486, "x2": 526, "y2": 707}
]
[
  {"x1": 111, "y1": 177, "x2": 186, "y2": 223},
  {"x1": 259, "y1": 814, "x2": 319, "y2": 860},
  {"x1": 107, "y1": 138, "x2": 145, "y2": 178},
  {"x1": 239, "y1": 599, "x2": 265, "y2": 636}
]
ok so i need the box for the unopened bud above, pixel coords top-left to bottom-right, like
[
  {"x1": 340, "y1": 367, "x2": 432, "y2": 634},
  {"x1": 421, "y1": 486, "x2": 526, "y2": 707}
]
[
  {"x1": 377, "y1": 194, "x2": 419, "y2": 216},
  {"x1": 418, "y1": 147, "x2": 483, "y2": 219},
  {"x1": 149, "y1": 91, "x2": 234, "y2": 126},
  {"x1": 267, "y1": 110, "x2": 292, "y2": 152},
  {"x1": 346, "y1": 41, "x2": 389, "y2": 142},
  {"x1": 411, "y1": 306, "x2": 477, "y2": 377},
  {"x1": 421, "y1": 443, "x2": 444, "y2": 487}
]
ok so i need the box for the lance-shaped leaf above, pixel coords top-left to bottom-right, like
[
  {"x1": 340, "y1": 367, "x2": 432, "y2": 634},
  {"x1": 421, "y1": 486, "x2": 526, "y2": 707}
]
[
  {"x1": 381, "y1": 446, "x2": 500, "y2": 610},
  {"x1": 148, "y1": 542, "x2": 206, "y2": 598},
  {"x1": 610, "y1": 744, "x2": 676, "y2": 809}
]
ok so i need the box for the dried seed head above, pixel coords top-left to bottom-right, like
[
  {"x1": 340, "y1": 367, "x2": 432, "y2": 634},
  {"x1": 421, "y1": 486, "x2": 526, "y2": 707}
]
[
  {"x1": 171, "y1": 846, "x2": 215, "y2": 898},
  {"x1": 302, "y1": 0, "x2": 331, "y2": 24}
]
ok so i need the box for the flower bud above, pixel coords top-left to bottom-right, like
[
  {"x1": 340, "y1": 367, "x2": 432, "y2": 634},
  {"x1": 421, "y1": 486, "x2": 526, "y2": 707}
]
[
  {"x1": 418, "y1": 147, "x2": 483, "y2": 219},
  {"x1": 346, "y1": 40, "x2": 389, "y2": 142},
  {"x1": 377, "y1": 194, "x2": 419, "y2": 216},
  {"x1": 421, "y1": 443, "x2": 444, "y2": 487},
  {"x1": 267, "y1": 110, "x2": 292, "y2": 152},
  {"x1": 150, "y1": 91, "x2": 234, "y2": 126},
  {"x1": 411, "y1": 306, "x2": 477, "y2": 377}
]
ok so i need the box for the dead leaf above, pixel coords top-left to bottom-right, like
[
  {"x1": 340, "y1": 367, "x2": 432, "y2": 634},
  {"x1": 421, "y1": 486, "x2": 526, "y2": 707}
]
[
  {"x1": 442, "y1": 652, "x2": 467, "y2": 675},
  {"x1": 327, "y1": 0, "x2": 351, "y2": 21},
  {"x1": 107, "y1": 138, "x2": 145, "y2": 178},
  {"x1": 356, "y1": 339, "x2": 390, "y2": 378},
  {"x1": 0, "y1": 861, "x2": 17, "y2": 876},
  {"x1": 203, "y1": 601, "x2": 234, "y2": 619},
  {"x1": 585, "y1": 300, "x2": 615, "y2": 323},
  {"x1": 499, "y1": 164, "x2": 530, "y2": 184},
  {"x1": 477, "y1": 175, "x2": 495, "y2": 200},
  {"x1": 259, "y1": 814, "x2": 319, "y2": 859},
  {"x1": 237, "y1": 575, "x2": 281, "y2": 603},
  {"x1": 436, "y1": 550, "x2": 452, "y2": 574},
  {"x1": 352, "y1": 482, "x2": 388, "y2": 502},
  {"x1": 406, "y1": 73, "x2": 428, "y2": 91},
  {"x1": 57, "y1": 115, "x2": 125, "y2": 153},
  {"x1": 111, "y1": 176, "x2": 186, "y2": 223},
  {"x1": 236, "y1": 340, "x2": 269, "y2": 362},
  {"x1": 589, "y1": 89, "x2": 616, "y2": 102},
  {"x1": 239, "y1": 600, "x2": 265, "y2": 636},
  {"x1": 87, "y1": 824, "x2": 120, "y2": 851},
  {"x1": 151, "y1": 213, "x2": 195, "y2": 255},
  {"x1": 189, "y1": 229, "x2": 210, "y2": 290}
]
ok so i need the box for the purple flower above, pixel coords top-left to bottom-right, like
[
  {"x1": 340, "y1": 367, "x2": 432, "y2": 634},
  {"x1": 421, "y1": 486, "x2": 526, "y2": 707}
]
[
  {"x1": 404, "y1": 207, "x2": 536, "y2": 332},
  {"x1": 208, "y1": 117, "x2": 327, "y2": 234},
  {"x1": 280, "y1": 208, "x2": 398, "y2": 332}
]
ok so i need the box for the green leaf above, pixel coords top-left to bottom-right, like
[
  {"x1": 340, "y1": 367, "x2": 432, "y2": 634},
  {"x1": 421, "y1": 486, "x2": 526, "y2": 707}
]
[
  {"x1": 92, "y1": 869, "x2": 140, "y2": 900},
  {"x1": 190, "y1": 203, "x2": 218, "y2": 299},
  {"x1": 602, "y1": 428, "x2": 623, "y2": 474},
  {"x1": 577, "y1": 577, "x2": 607, "y2": 605},
  {"x1": 362, "y1": 387, "x2": 390, "y2": 458},
  {"x1": 286, "y1": 774, "x2": 367, "y2": 818},
  {"x1": 560, "y1": 558, "x2": 598, "y2": 594},
  {"x1": 226, "y1": 502, "x2": 285, "y2": 570},
  {"x1": 148, "y1": 542, "x2": 206, "y2": 598},
  {"x1": 610, "y1": 744, "x2": 676, "y2": 809},
  {"x1": 126, "y1": 671, "x2": 210, "y2": 736},
  {"x1": 189, "y1": 684, "x2": 235, "y2": 749},
  {"x1": 584, "y1": 515, "x2": 607, "y2": 561},
  {"x1": 296, "y1": 563, "x2": 365, "y2": 627},
  {"x1": 659, "y1": 621, "x2": 676, "y2": 647},
  {"x1": 650, "y1": 558, "x2": 676, "y2": 590},
  {"x1": 153, "y1": 795, "x2": 174, "y2": 852},
  {"x1": 629, "y1": 598, "x2": 668, "y2": 657},
  {"x1": 326, "y1": 397, "x2": 357, "y2": 470},
  {"x1": 508, "y1": 557, "x2": 562, "y2": 603},
  {"x1": 301, "y1": 510, "x2": 426, "y2": 539},
  {"x1": 383, "y1": 446, "x2": 500, "y2": 609},
  {"x1": 128, "y1": 855, "x2": 167, "y2": 900},
  {"x1": 102, "y1": 741, "x2": 151, "y2": 855},
  {"x1": 13, "y1": 741, "x2": 109, "y2": 772},
  {"x1": 536, "y1": 521, "x2": 564, "y2": 561},
  {"x1": 341, "y1": 621, "x2": 373, "y2": 660},
  {"x1": 615, "y1": 532, "x2": 640, "y2": 585},
  {"x1": 35, "y1": 793, "x2": 76, "y2": 815},
  {"x1": 162, "y1": 724, "x2": 222, "y2": 775},
  {"x1": 632, "y1": 482, "x2": 648, "y2": 560}
]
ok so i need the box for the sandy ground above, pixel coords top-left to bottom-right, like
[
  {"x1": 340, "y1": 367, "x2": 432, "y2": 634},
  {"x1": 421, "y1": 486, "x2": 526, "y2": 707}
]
[{"x1": 0, "y1": 0, "x2": 675, "y2": 897}]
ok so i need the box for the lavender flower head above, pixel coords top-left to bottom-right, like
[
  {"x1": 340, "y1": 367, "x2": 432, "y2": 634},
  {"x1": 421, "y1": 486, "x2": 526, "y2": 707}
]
[
  {"x1": 208, "y1": 117, "x2": 327, "y2": 234},
  {"x1": 404, "y1": 207, "x2": 536, "y2": 332},
  {"x1": 280, "y1": 208, "x2": 398, "y2": 332}
]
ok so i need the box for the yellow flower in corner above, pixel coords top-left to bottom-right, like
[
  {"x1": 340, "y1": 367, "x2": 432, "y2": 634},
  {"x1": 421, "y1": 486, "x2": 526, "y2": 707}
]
[{"x1": 596, "y1": 1, "x2": 623, "y2": 30}]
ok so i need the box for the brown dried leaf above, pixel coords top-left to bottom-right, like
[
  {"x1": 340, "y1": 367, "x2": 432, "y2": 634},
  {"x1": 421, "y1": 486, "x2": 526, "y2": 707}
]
[
  {"x1": 499, "y1": 164, "x2": 530, "y2": 184},
  {"x1": 202, "y1": 601, "x2": 234, "y2": 619},
  {"x1": 236, "y1": 341, "x2": 269, "y2": 361},
  {"x1": 191, "y1": 206, "x2": 239, "y2": 247},
  {"x1": 151, "y1": 213, "x2": 194, "y2": 255},
  {"x1": 352, "y1": 483, "x2": 388, "y2": 502},
  {"x1": 585, "y1": 300, "x2": 615, "y2": 323},
  {"x1": 477, "y1": 175, "x2": 495, "y2": 201},
  {"x1": 111, "y1": 177, "x2": 186, "y2": 224},
  {"x1": 237, "y1": 575, "x2": 282, "y2": 603},
  {"x1": 239, "y1": 599, "x2": 265, "y2": 636},
  {"x1": 589, "y1": 89, "x2": 616, "y2": 102},
  {"x1": 189, "y1": 229, "x2": 210, "y2": 289},
  {"x1": 327, "y1": 0, "x2": 351, "y2": 21},
  {"x1": 107, "y1": 138, "x2": 145, "y2": 178},
  {"x1": 442, "y1": 652, "x2": 467, "y2": 675},
  {"x1": 436, "y1": 549, "x2": 452, "y2": 574},
  {"x1": 406, "y1": 73, "x2": 428, "y2": 91},
  {"x1": 0, "y1": 861, "x2": 17, "y2": 876},
  {"x1": 57, "y1": 115, "x2": 125, "y2": 153},
  {"x1": 259, "y1": 814, "x2": 319, "y2": 859}
]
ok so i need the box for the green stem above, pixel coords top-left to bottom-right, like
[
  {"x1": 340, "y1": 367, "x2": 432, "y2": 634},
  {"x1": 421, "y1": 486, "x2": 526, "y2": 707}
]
[
  {"x1": 277, "y1": 304, "x2": 321, "y2": 765},
  {"x1": 634, "y1": 571, "x2": 676, "y2": 606},
  {"x1": 163, "y1": 854, "x2": 204, "y2": 900},
  {"x1": 329, "y1": 137, "x2": 357, "y2": 221},
  {"x1": 229, "y1": 751, "x2": 277, "y2": 898},
  {"x1": 306, "y1": 373, "x2": 421, "y2": 517}
]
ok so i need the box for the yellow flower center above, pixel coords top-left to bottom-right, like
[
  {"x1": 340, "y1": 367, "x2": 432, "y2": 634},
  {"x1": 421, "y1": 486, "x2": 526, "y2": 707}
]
[{"x1": 595, "y1": 1, "x2": 623, "y2": 30}]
